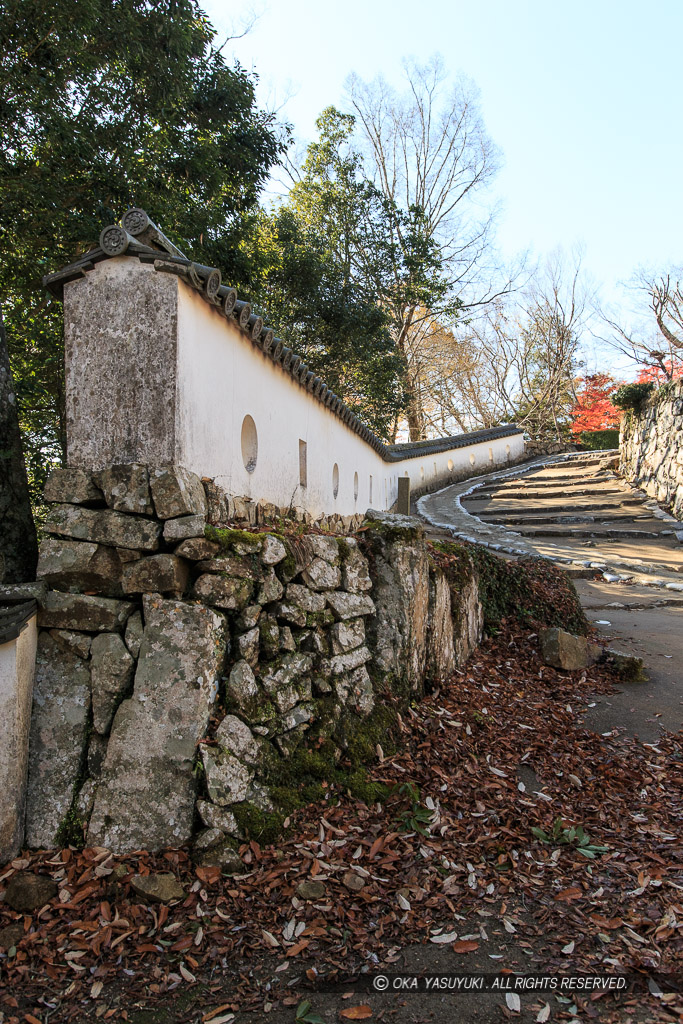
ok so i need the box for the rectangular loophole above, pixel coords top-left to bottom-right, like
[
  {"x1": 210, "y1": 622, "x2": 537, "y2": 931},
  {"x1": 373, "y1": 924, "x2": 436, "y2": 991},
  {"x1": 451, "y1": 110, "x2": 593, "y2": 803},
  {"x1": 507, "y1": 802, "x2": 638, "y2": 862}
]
[{"x1": 299, "y1": 439, "x2": 307, "y2": 488}]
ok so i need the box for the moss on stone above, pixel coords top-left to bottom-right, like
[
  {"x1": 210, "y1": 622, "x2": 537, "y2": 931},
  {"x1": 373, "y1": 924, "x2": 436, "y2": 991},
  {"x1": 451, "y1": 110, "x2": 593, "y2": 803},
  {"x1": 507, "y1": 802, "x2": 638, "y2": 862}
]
[
  {"x1": 56, "y1": 807, "x2": 86, "y2": 848},
  {"x1": 204, "y1": 525, "x2": 262, "y2": 550},
  {"x1": 232, "y1": 802, "x2": 285, "y2": 844}
]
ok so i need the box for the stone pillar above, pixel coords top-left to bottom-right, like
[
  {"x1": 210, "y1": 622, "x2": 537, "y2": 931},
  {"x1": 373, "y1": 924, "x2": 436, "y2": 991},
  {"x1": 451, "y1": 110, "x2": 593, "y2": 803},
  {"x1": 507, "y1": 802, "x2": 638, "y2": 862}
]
[
  {"x1": 0, "y1": 602, "x2": 37, "y2": 862},
  {"x1": 397, "y1": 476, "x2": 411, "y2": 515}
]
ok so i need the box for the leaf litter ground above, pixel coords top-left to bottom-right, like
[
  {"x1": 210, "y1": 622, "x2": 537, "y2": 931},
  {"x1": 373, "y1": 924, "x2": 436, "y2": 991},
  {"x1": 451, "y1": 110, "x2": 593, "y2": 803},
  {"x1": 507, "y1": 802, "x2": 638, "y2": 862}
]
[{"x1": 1, "y1": 624, "x2": 682, "y2": 1024}]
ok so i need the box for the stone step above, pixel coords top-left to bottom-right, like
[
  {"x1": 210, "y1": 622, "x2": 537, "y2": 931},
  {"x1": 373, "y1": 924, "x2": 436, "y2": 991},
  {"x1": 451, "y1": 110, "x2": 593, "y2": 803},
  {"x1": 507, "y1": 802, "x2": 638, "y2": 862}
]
[
  {"x1": 493, "y1": 473, "x2": 614, "y2": 488},
  {"x1": 478, "y1": 512, "x2": 653, "y2": 527},
  {"x1": 466, "y1": 487, "x2": 634, "y2": 501},
  {"x1": 469, "y1": 501, "x2": 647, "y2": 517},
  {"x1": 512, "y1": 525, "x2": 670, "y2": 540}
]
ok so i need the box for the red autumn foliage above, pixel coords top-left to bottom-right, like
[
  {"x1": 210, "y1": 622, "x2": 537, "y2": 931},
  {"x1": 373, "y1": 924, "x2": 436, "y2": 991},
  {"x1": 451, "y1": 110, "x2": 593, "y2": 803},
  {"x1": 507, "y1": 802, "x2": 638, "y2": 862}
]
[{"x1": 570, "y1": 373, "x2": 621, "y2": 435}]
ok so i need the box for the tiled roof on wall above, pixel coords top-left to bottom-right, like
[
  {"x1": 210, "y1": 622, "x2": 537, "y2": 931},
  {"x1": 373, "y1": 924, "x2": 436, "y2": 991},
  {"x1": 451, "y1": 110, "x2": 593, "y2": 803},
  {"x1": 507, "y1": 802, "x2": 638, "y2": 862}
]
[
  {"x1": 0, "y1": 600, "x2": 37, "y2": 645},
  {"x1": 44, "y1": 209, "x2": 523, "y2": 461}
]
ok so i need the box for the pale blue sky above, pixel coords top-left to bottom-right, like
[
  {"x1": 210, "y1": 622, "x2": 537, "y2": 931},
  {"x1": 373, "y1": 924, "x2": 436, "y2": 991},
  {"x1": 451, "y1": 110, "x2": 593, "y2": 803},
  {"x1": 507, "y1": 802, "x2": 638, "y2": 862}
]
[{"x1": 205, "y1": 0, "x2": 683, "y2": 365}]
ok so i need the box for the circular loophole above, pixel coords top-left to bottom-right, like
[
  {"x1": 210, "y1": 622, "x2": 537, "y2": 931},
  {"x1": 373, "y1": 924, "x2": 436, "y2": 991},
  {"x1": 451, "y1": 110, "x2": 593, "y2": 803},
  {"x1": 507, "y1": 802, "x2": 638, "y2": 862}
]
[
  {"x1": 241, "y1": 415, "x2": 258, "y2": 473},
  {"x1": 353, "y1": 471, "x2": 359, "y2": 501},
  {"x1": 447, "y1": 459, "x2": 454, "y2": 472},
  {"x1": 332, "y1": 463, "x2": 340, "y2": 499}
]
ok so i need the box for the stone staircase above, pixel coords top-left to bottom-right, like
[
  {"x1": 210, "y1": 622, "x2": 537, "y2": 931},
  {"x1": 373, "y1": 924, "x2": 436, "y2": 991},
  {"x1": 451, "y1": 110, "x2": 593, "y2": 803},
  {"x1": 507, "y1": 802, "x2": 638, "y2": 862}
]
[{"x1": 418, "y1": 451, "x2": 683, "y2": 591}]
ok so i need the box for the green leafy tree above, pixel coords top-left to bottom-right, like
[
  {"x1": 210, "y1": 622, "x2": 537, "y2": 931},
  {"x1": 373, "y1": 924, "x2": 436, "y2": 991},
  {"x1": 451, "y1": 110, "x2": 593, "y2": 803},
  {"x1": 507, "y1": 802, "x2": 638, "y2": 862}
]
[
  {"x1": 0, "y1": 0, "x2": 284, "y2": 504},
  {"x1": 242, "y1": 109, "x2": 406, "y2": 438}
]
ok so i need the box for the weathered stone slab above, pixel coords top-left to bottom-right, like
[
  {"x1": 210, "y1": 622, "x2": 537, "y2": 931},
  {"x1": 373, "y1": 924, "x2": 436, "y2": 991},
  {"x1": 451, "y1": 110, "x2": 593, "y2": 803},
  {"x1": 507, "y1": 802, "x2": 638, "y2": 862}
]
[
  {"x1": 325, "y1": 591, "x2": 376, "y2": 620},
  {"x1": 237, "y1": 626, "x2": 260, "y2": 666},
  {"x1": 37, "y1": 537, "x2": 122, "y2": 593},
  {"x1": 38, "y1": 592, "x2": 136, "y2": 632},
  {"x1": 87, "y1": 599, "x2": 227, "y2": 853},
  {"x1": 150, "y1": 466, "x2": 207, "y2": 519},
  {"x1": 91, "y1": 633, "x2": 135, "y2": 734},
  {"x1": 192, "y1": 828, "x2": 244, "y2": 872},
  {"x1": 130, "y1": 873, "x2": 184, "y2": 903},
  {"x1": 193, "y1": 574, "x2": 253, "y2": 610},
  {"x1": 43, "y1": 504, "x2": 161, "y2": 551},
  {"x1": 362, "y1": 511, "x2": 428, "y2": 694},
  {"x1": 93, "y1": 464, "x2": 153, "y2": 515},
  {"x1": 44, "y1": 467, "x2": 102, "y2": 505},
  {"x1": 0, "y1": 581, "x2": 47, "y2": 604},
  {"x1": 426, "y1": 568, "x2": 456, "y2": 682},
  {"x1": 325, "y1": 645, "x2": 371, "y2": 676},
  {"x1": 163, "y1": 515, "x2": 206, "y2": 542},
  {"x1": 260, "y1": 654, "x2": 312, "y2": 713},
  {"x1": 24, "y1": 632, "x2": 91, "y2": 848},
  {"x1": 122, "y1": 554, "x2": 190, "y2": 594},
  {"x1": 0, "y1": 613, "x2": 37, "y2": 863}
]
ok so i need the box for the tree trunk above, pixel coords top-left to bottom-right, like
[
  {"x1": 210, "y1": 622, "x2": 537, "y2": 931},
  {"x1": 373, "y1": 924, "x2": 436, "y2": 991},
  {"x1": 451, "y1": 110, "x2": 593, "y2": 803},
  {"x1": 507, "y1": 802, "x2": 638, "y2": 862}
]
[{"x1": 0, "y1": 311, "x2": 38, "y2": 583}]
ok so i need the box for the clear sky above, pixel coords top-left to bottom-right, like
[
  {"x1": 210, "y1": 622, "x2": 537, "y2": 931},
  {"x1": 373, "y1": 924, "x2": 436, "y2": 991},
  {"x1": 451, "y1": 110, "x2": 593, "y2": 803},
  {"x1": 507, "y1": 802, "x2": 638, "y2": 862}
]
[{"x1": 205, "y1": 0, "x2": 683, "y2": 367}]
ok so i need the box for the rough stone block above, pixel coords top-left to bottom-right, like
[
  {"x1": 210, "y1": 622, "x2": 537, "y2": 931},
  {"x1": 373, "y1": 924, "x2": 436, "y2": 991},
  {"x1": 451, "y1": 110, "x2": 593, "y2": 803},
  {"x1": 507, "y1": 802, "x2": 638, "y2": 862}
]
[
  {"x1": 201, "y1": 747, "x2": 253, "y2": 805},
  {"x1": 150, "y1": 466, "x2": 207, "y2": 519},
  {"x1": 273, "y1": 601, "x2": 307, "y2": 627},
  {"x1": 330, "y1": 618, "x2": 365, "y2": 654},
  {"x1": 192, "y1": 828, "x2": 244, "y2": 872},
  {"x1": 225, "y1": 660, "x2": 260, "y2": 713},
  {"x1": 93, "y1": 464, "x2": 153, "y2": 515},
  {"x1": 285, "y1": 583, "x2": 326, "y2": 613},
  {"x1": 49, "y1": 629, "x2": 91, "y2": 660},
  {"x1": 260, "y1": 535, "x2": 287, "y2": 565},
  {"x1": 335, "y1": 665, "x2": 374, "y2": 715},
  {"x1": 38, "y1": 592, "x2": 136, "y2": 632},
  {"x1": 196, "y1": 799, "x2": 241, "y2": 836},
  {"x1": 215, "y1": 715, "x2": 262, "y2": 765},
  {"x1": 122, "y1": 554, "x2": 190, "y2": 594},
  {"x1": 193, "y1": 574, "x2": 253, "y2": 610},
  {"x1": 539, "y1": 627, "x2": 600, "y2": 671},
  {"x1": 91, "y1": 633, "x2": 135, "y2": 734},
  {"x1": 302, "y1": 535, "x2": 341, "y2": 564},
  {"x1": 162, "y1": 515, "x2": 206, "y2": 542},
  {"x1": 37, "y1": 538, "x2": 122, "y2": 593},
  {"x1": 44, "y1": 468, "x2": 103, "y2": 506},
  {"x1": 325, "y1": 591, "x2": 376, "y2": 620},
  {"x1": 325, "y1": 645, "x2": 371, "y2": 676},
  {"x1": 342, "y1": 542, "x2": 372, "y2": 593},
  {"x1": 301, "y1": 557, "x2": 342, "y2": 591},
  {"x1": 0, "y1": 581, "x2": 47, "y2": 605},
  {"x1": 237, "y1": 626, "x2": 260, "y2": 666},
  {"x1": 196, "y1": 553, "x2": 260, "y2": 578},
  {"x1": 174, "y1": 537, "x2": 220, "y2": 560},
  {"x1": 24, "y1": 632, "x2": 91, "y2": 848},
  {"x1": 87, "y1": 599, "x2": 227, "y2": 853},
  {"x1": 124, "y1": 611, "x2": 144, "y2": 658},
  {"x1": 257, "y1": 569, "x2": 284, "y2": 604},
  {"x1": 44, "y1": 504, "x2": 162, "y2": 551}
]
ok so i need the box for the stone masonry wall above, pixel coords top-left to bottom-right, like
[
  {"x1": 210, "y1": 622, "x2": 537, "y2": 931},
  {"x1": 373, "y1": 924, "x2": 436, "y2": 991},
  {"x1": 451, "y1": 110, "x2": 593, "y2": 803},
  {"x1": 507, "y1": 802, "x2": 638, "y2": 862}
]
[
  {"x1": 1, "y1": 464, "x2": 483, "y2": 864},
  {"x1": 620, "y1": 381, "x2": 683, "y2": 519}
]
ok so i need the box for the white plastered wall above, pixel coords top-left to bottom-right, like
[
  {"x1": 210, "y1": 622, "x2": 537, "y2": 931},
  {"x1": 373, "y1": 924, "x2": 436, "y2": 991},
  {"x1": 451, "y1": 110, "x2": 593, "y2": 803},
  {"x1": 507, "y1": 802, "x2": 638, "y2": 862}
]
[{"x1": 174, "y1": 283, "x2": 525, "y2": 517}]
